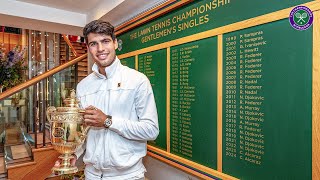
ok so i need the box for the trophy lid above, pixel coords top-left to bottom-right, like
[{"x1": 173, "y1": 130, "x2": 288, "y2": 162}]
[
  {"x1": 64, "y1": 89, "x2": 79, "y2": 108},
  {"x1": 55, "y1": 89, "x2": 84, "y2": 113}
]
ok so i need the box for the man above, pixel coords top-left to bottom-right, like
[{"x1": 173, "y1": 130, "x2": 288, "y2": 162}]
[{"x1": 65, "y1": 20, "x2": 159, "y2": 179}]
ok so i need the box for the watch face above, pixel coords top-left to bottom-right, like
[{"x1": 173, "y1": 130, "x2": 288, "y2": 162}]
[
  {"x1": 106, "y1": 119, "x2": 111, "y2": 126},
  {"x1": 105, "y1": 118, "x2": 112, "y2": 127}
]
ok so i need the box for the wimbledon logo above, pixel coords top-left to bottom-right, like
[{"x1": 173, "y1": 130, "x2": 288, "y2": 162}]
[
  {"x1": 117, "y1": 39, "x2": 123, "y2": 51},
  {"x1": 289, "y1": 6, "x2": 313, "y2": 31}
]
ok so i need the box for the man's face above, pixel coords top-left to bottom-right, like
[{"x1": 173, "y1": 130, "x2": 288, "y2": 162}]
[{"x1": 87, "y1": 33, "x2": 118, "y2": 72}]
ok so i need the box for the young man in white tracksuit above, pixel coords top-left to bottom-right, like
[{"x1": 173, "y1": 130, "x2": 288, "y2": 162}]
[{"x1": 74, "y1": 20, "x2": 159, "y2": 179}]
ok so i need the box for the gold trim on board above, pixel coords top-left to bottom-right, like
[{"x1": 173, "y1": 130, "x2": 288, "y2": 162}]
[
  {"x1": 167, "y1": 47, "x2": 171, "y2": 152},
  {"x1": 312, "y1": 9, "x2": 320, "y2": 180},
  {"x1": 217, "y1": 34, "x2": 223, "y2": 172}
]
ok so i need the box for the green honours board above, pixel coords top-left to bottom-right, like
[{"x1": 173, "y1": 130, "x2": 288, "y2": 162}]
[
  {"x1": 117, "y1": 0, "x2": 318, "y2": 179},
  {"x1": 170, "y1": 37, "x2": 218, "y2": 169},
  {"x1": 138, "y1": 50, "x2": 167, "y2": 150},
  {"x1": 222, "y1": 19, "x2": 312, "y2": 179},
  {"x1": 121, "y1": 56, "x2": 136, "y2": 69}
]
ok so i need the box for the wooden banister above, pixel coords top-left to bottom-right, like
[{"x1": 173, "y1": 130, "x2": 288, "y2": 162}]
[
  {"x1": 0, "y1": 53, "x2": 87, "y2": 101},
  {"x1": 62, "y1": 34, "x2": 78, "y2": 57}
]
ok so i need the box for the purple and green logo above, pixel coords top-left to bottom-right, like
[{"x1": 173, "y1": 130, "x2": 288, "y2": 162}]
[{"x1": 289, "y1": 6, "x2": 313, "y2": 31}]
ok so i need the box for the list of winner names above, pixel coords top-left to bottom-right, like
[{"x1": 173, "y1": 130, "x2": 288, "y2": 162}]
[
  {"x1": 224, "y1": 30, "x2": 266, "y2": 165},
  {"x1": 170, "y1": 45, "x2": 198, "y2": 158},
  {"x1": 138, "y1": 54, "x2": 156, "y2": 86}
]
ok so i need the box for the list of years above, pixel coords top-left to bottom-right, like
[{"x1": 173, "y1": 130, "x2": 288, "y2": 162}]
[{"x1": 224, "y1": 30, "x2": 267, "y2": 165}]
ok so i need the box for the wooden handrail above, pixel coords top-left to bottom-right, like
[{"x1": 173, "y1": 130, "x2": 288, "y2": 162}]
[
  {"x1": 0, "y1": 53, "x2": 87, "y2": 101},
  {"x1": 62, "y1": 34, "x2": 78, "y2": 57}
]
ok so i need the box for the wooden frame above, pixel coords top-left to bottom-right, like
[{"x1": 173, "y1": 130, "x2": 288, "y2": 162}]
[
  {"x1": 312, "y1": 8, "x2": 320, "y2": 180},
  {"x1": 167, "y1": 47, "x2": 171, "y2": 152},
  {"x1": 147, "y1": 145, "x2": 238, "y2": 180},
  {"x1": 217, "y1": 34, "x2": 223, "y2": 172}
]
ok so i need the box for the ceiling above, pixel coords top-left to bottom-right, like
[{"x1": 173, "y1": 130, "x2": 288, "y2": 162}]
[
  {"x1": 15, "y1": 0, "x2": 103, "y2": 14},
  {"x1": 0, "y1": 0, "x2": 168, "y2": 35}
]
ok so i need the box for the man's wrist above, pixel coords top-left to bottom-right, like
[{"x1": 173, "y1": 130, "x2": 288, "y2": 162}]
[{"x1": 104, "y1": 115, "x2": 112, "y2": 128}]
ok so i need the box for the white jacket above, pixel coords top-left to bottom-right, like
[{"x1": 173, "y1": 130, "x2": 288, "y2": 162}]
[{"x1": 75, "y1": 57, "x2": 159, "y2": 177}]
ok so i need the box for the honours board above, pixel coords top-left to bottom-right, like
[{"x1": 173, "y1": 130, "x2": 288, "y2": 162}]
[
  {"x1": 138, "y1": 49, "x2": 167, "y2": 150},
  {"x1": 121, "y1": 56, "x2": 136, "y2": 69},
  {"x1": 117, "y1": 0, "x2": 318, "y2": 179},
  {"x1": 170, "y1": 37, "x2": 217, "y2": 169},
  {"x1": 222, "y1": 19, "x2": 312, "y2": 179}
]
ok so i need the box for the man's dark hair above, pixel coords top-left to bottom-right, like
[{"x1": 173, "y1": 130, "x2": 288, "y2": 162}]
[{"x1": 83, "y1": 20, "x2": 116, "y2": 43}]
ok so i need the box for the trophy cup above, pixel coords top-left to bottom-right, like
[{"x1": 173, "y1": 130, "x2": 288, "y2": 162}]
[{"x1": 46, "y1": 89, "x2": 89, "y2": 174}]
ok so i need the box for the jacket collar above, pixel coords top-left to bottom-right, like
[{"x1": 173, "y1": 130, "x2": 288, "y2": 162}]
[{"x1": 92, "y1": 57, "x2": 120, "y2": 79}]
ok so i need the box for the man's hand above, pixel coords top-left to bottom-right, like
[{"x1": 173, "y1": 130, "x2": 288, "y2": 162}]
[
  {"x1": 84, "y1": 105, "x2": 107, "y2": 127},
  {"x1": 53, "y1": 154, "x2": 77, "y2": 168}
]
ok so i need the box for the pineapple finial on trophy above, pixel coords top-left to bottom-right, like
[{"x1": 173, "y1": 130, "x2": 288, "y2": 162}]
[{"x1": 63, "y1": 89, "x2": 79, "y2": 108}]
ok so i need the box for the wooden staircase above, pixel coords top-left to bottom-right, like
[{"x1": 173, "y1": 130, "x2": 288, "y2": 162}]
[
  {"x1": 1, "y1": 123, "x2": 60, "y2": 180},
  {"x1": 0, "y1": 34, "x2": 88, "y2": 179},
  {"x1": 60, "y1": 37, "x2": 88, "y2": 84},
  {"x1": 7, "y1": 147, "x2": 59, "y2": 180}
]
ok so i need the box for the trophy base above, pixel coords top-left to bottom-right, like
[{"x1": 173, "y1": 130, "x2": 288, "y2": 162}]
[{"x1": 52, "y1": 166, "x2": 78, "y2": 175}]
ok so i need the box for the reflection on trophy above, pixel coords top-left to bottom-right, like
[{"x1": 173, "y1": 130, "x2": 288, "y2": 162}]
[{"x1": 46, "y1": 89, "x2": 89, "y2": 174}]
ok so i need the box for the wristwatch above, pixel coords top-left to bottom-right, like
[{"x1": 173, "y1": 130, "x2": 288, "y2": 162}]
[{"x1": 104, "y1": 115, "x2": 112, "y2": 128}]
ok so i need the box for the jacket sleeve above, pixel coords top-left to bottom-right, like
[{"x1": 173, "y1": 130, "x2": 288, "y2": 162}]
[{"x1": 109, "y1": 76, "x2": 159, "y2": 141}]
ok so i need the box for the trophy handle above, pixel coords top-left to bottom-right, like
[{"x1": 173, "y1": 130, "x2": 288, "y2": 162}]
[
  {"x1": 79, "y1": 109, "x2": 90, "y2": 135},
  {"x1": 77, "y1": 109, "x2": 90, "y2": 142},
  {"x1": 78, "y1": 125, "x2": 90, "y2": 143},
  {"x1": 84, "y1": 125, "x2": 90, "y2": 134},
  {"x1": 46, "y1": 106, "x2": 56, "y2": 123}
]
